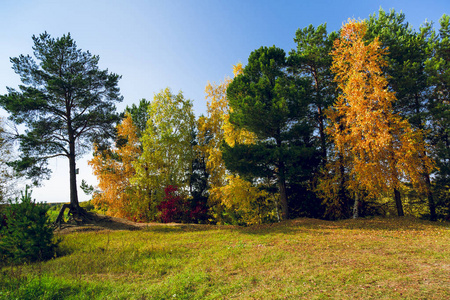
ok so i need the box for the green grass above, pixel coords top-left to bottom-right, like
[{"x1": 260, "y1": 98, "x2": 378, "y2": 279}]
[{"x1": 1, "y1": 217, "x2": 449, "y2": 299}]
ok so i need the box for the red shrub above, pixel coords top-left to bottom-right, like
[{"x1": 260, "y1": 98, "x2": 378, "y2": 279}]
[{"x1": 157, "y1": 185, "x2": 189, "y2": 223}]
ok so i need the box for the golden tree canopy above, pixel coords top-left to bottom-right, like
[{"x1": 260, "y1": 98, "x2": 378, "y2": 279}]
[{"x1": 327, "y1": 19, "x2": 434, "y2": 198}]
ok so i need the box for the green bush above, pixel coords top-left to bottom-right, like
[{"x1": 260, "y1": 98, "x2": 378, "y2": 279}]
[
  {"x1": 80, "y1": 200, "x2": 95, "y2": 212},
  {"x1": 0, "y1": 187, "x2": 58, "y2": 265}
]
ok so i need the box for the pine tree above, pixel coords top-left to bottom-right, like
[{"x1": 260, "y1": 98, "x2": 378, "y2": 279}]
[
  {"x1": 0, "y1": 33, "x2": 122, "y2": 223},
  {"x1": 225, "y1": 46, "x2": 317, "y2": 220},
  {"x1": 288, "y1": 24, "x2": 338, "y2": 165}
]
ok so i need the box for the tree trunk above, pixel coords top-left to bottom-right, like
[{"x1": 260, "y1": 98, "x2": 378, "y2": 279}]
[
  {"x1": 278, "y1": 176, "x2": 288, "y2": 220},
  {"x1": 412, "y1": 95, "x2": 437, "y2": 221},
  {"x1": 424, "y1": 172, "x2": 437, "y2": 221},
  {"x1": 317, "y1": 105, "x2": 327, "y2": 165},
  {"x1": 54, "y1": 202, "x2": 93, "y2": 227},
  {"x1": 66, "y1": 103, "x2": 79, "y2": 211},
  {"x1": 419, "y1": 149, "x2": 436, "y2": 221},
  {"x1": 394, "y1": 188, "x2": 404, "y2": 216},
  {"x1": 337, "y1": 152, "x2": 350, "y2": 218},
  {"x1": 69, "y1": 152, "x2": 79, "y2": 209},
  {"x1": 268, "y1": 175, "x2": 281, "y2": 222},
  {"x1": 276, "y1": 135, "x2": 289, "y2": 220},
  {"x1": 54, "y1": 203, "x2": 71, "y2": 228},
  {"x1": 54, "y1": 127, "x2": 92, "y2": 226},
  {"x1": 353, "y1": 192, "x2": 359, "y2": 219},
  {"x1": 313, "y1": 73, "x2": 327, "y2": 165}
]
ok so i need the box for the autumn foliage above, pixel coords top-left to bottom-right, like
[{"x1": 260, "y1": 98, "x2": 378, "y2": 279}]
[
  {"x1": 198, "y1": 64, "x2": 269, "y2": 224},
  {"x1": 88, "y1": 11, "x2": 449, "y2": 223},
  {"x1": 157, "y1": 185, "x2": 188, "y2": 223},
  {"x1": 156, "y1": 185, "x2": 209, "y2": 223},
  {"x1": 89, "y1": 114, "x2": 141, "y2": 220},
  {"x1": 318, "y1": 20, "x2": 434, "y2": 218}
]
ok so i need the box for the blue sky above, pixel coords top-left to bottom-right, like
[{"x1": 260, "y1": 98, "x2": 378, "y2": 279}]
[{"x1": 0, "y1": 0, "x2": 448, "y2": 203}]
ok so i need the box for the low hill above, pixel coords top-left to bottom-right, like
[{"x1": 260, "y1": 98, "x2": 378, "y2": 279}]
[{"x1": 1, "y1": 217, "x2": 449, "y2": 299}]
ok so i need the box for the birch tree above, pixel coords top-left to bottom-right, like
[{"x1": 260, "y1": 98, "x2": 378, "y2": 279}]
[{"x1": 326, "y1": 20, "x2": 434, "y2": 217}]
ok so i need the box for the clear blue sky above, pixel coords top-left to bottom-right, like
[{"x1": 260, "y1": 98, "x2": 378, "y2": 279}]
[{"x1": 0, "y1": 0, "x2": 448, "y2": 203}]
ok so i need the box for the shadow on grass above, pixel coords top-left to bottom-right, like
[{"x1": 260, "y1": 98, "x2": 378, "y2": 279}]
[
  {"x1": 55, "y1": 213, "x2": 229, "y2": 235},
  {"x1": 142, "y1": 223, "x2": 238, "y2": 234},
  {"x1": 55, "y1": 213, "x2": 449, "y2": 236}
]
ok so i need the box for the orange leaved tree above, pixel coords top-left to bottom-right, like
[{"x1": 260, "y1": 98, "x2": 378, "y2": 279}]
[
  {"x1": 324, "y1": 19, "x2": 434, "y2": 217},
  {"x1": 89, "y1": 114, "x2": 141, "y2": 219}
]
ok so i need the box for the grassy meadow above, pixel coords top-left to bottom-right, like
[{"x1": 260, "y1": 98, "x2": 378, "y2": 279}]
[{"x1": 1, "y1": 217, "x2": 449, "y2": 299}]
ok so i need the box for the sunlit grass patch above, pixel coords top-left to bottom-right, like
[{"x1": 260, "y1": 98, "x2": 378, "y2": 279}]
[{"x1": 1, "y1": 217, "x2": 449, "y2": 299}]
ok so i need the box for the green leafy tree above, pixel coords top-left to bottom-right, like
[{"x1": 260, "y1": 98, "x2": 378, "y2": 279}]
[
  {"x1": 0, "y1": 33, "x2": 123, "y2": 222},
  {"x1": 224, "y1": 46, "x2": 317, "y2": 220},
  {"x1": 133, "y1": 88, "x2": 195, "y2": 220}
]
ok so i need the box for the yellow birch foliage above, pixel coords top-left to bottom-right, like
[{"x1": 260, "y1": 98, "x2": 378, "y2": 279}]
[
  {"x1": 325, "y1": 19, "x2": 434, "y2": 200},
  {"x1": 220, "y1": 175, "x2": 275, "y2": 225},
  {"x1": 198, "y1": 64, "x2": 268, "y2": 223},
  {"x1": 89, "y1": 114, "x2": 141, "y2": 219},
  {"x1": 197, "y1": 77, "x2": 230, "y2": 194}
]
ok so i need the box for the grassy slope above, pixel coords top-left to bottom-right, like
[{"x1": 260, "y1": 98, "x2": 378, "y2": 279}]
[{"x1": 1, "y1": 217, "x2": 449, "y2": 299}]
